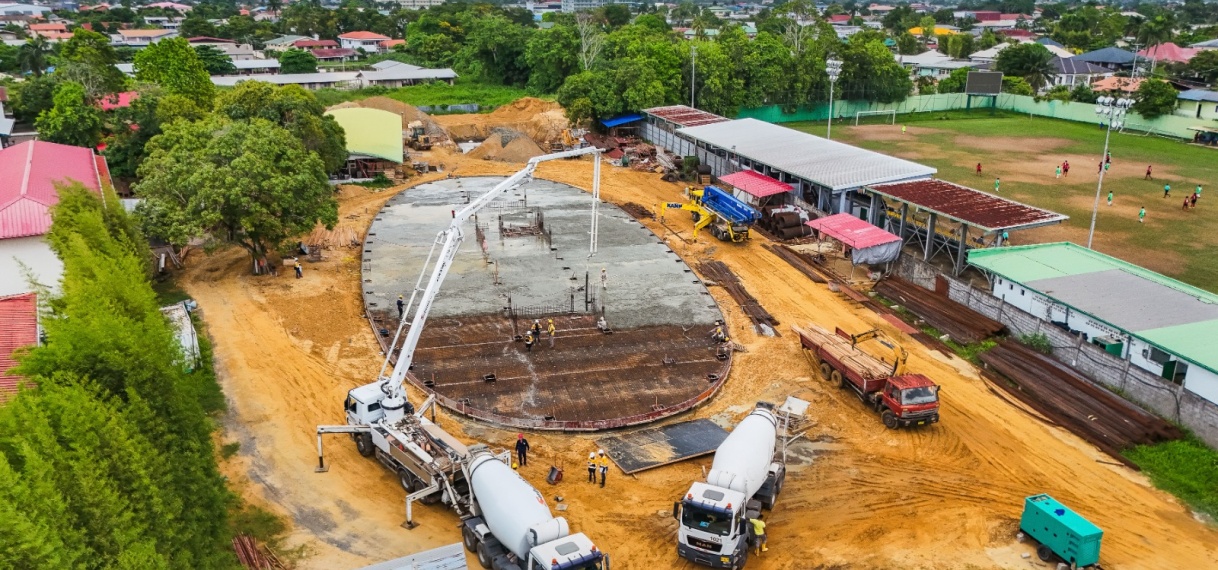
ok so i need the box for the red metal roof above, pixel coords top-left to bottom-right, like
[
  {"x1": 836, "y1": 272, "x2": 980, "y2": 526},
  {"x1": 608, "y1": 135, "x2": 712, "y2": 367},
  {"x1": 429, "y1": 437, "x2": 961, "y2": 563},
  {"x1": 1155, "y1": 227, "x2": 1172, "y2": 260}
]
[
  {"x1": 0, "y1": 141, "x2": 108, "y2": 240},
  {"x1": 807, "y1": 213, "x2": 900, "y2": 250},
  {"x1": 311, "y1": 48, "x2": 358, "y2": 59},
  {"x1": 719, "y1": 170, "x2": 792, "y2": 198},
  {"x1": 1137, "y1": 42, "x2": 1199, "y2": 64},
  {"x1": 868, "y1": 179, "x2": 1067, "y2": 232},
  {"x1": 294, "y1": 39, "x2": 338, "y2": 48},
  {"x1": 643, "y1": 105, "x2": 730, "y2": 128},
  {"x1": 0, "y1": 292, "x2": 37, "y2": 401},
  {"x1": 187, "y1": 36, "x2": 236, "y2": 43},
  {"x1": 98, "y1": 90, "x2": 139, "y2": 111}
]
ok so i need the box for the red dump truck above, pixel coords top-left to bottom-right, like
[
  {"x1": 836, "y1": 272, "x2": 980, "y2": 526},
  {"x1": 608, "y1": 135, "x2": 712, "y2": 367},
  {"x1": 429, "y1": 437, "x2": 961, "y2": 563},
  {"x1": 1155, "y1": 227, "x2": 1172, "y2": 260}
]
[{"x1": 793, "y1": 323, "x2": 940, "y2": 429}]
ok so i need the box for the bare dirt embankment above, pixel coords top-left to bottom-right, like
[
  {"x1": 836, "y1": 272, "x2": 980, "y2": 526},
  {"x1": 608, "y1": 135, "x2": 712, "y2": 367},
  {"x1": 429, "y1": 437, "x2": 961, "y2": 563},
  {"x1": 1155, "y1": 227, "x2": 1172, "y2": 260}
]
[{"x1": 187, "y1": 147, "x2": 1218, "y2": 569}]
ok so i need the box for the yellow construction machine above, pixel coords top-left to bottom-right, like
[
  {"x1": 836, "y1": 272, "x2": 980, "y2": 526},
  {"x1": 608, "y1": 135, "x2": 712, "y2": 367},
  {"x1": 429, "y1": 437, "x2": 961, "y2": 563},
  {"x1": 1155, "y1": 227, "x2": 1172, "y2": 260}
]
[{"x1": 660, "y1": 185, "x2": 759, "y2": 243}]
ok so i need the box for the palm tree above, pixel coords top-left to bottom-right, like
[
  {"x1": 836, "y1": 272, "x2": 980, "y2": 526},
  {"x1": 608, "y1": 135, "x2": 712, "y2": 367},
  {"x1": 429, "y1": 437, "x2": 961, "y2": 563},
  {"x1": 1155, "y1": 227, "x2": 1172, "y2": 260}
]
[
  {"x1": 18, "y1": 35, "x2": 51, "y2": 77},
  {"x1": 1137, "y1": 15, "x2": 1175, "y2": 73}
]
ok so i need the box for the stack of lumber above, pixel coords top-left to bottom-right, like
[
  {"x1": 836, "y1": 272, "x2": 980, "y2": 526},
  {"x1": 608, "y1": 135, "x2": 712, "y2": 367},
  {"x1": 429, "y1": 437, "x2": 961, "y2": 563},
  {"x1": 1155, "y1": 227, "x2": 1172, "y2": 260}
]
[
  {"x1": 792, "y1": 323, "x2": 892, "y2": 380},
  {"x1": 874, "y1": 277, "x2": 1006, "y2": 343},
  {"x1": 980, "y1": 340, "x2": 1182, "y2": 466}
]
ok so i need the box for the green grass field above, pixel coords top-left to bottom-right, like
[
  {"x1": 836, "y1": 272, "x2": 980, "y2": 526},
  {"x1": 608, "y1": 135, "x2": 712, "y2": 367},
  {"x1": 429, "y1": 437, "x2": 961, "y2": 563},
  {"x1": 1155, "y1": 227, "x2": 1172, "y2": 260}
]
[
  {"x1": 788, "y1": 113, "x2": 1218, "y2": 292},
  {"x1": 311, "y1": 78, "x2": 538, "y2": 111}
]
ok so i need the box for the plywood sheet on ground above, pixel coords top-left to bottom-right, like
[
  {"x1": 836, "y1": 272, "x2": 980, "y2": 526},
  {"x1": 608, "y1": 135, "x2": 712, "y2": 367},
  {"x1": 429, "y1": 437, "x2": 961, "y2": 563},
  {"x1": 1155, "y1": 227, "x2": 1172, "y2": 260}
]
[{"x1": 597, "y1": 419, "x2": 729, "y2": 474}]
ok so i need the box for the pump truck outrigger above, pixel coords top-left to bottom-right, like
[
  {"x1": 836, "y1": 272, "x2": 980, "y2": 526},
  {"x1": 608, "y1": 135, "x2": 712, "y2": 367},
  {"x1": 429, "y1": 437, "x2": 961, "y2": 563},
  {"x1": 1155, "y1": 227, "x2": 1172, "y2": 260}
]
[{"x1": 314, "y1": 148, "x2": 610, "y2": 570}]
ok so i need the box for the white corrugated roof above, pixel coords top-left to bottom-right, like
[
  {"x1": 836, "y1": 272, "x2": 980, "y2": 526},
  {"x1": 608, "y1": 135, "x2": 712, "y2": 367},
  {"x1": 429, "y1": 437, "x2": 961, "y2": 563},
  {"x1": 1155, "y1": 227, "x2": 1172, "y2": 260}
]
[
  {"x1": 232, "y1": 59, "x2": 280, "y2": 69},
  {"x1": 677, "y1": 118, "x2": 936, "y2": 191},
  {"x1": 360, "y1": 67, "x2": 458, "y2": 81},
  {"x1": 210, "y1": 72, "x2": 359, "y2": 86},
  {"x1": 370, "y1": 60, "x2": 422, "y2": 71}
]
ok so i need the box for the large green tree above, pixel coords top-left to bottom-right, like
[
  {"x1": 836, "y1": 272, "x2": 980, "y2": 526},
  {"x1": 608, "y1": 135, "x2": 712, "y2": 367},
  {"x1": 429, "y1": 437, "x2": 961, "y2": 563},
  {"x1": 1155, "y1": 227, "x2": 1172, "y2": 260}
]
[
  {"x1": 1132, "y1": 79, "x2": 1178, "y2": 118},
  {"x1": 214, "y1": 81, "x2": 348, "y2": 173},
  {"x1": 995, "y1": 42, "x2": 1055, "y2": 91},
  {"x1": 279, "y1": 48, "x2": 318, "y2": 74},
  {"x1": 838, "y1": 32, "x2": 913, "y2": 103},
  {"x1": 133, "y1": 37, "x2": 215, "y2": 108},
  {"x1": 1187, "y1": 49, "x2": 1218, "y2": 84},
  {"x1": 57, "y1": 29, "x2": 127, "y2": 98},
  {"x1": 10, "y1": 185, "x2": 233, "y2": 568},
  {"x1": 523, "y1": 23, "x2": 580, "y2": 94},
  {"x1": 35, "y1": 81, "x2": 104, "y2": 148},
  {"x1": 193, "y1": 45, "x2": 236, "y2": 75},
  {"x1": 135, "y1": 117, "x2": 338, "y2": 264},
  {"x1": 10, "y1": 74, "x2": 58, "y2": 123}
]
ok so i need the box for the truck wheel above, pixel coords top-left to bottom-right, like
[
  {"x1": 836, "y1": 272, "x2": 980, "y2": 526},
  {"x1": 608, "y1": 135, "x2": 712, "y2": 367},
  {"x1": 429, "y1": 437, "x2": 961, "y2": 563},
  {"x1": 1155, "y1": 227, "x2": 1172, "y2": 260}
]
[
  {"x1": 1036, "y1": 545, "x2": 1054, "y2": 563},
  {"x1": 735, "y1": 545, "x2": 749, "y2": 569},
  {"x1": 398, "y1": 470, "x2": 413, "y2": 492},
  {"x1": 417, "y1": 480, "x2": 441, "y2": 505},
  {"x1": 881, "y1": 410, "x2": 899, "y2": 430},
  {"x1": 355, "y1": 433, "x2": 374, "y2": 457},
  {"x1": 476, "y1": 541, "x2": 493, "y2": 569},
  {"x1": 462, "y1": 526, "x2": 477, "y2": 552},
  {"x1": 819, "y1": 362, "x2": 832, "y2": 381},
  {"x1": 830, "y1": 370, "x2": 845, "y2": 388}
]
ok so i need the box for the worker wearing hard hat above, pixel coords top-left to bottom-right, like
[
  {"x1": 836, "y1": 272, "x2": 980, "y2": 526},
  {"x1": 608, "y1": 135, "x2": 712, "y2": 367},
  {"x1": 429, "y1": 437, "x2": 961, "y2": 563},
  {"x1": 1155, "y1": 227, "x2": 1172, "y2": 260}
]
[
  {"x1": 597, "y1": 450, "x2": 610, "y2": 488},
  {"x1": 547, "y1": 319, "x2": 556, "y2": 348},
  {"x1": 587, "y1": 452, "x2": 597, "y2": 483},
  {"x1": 531, "y1": 319, "x2": 542, "y2": 338}
]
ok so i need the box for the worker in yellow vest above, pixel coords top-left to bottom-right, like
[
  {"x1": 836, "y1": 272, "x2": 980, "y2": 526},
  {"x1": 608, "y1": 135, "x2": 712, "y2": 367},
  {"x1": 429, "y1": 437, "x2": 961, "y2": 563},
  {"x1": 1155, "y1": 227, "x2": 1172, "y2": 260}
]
[
  {"x1": 750, "y1": 514, "x2": 767, "y2": 555},
  {"x1": 597, "y1": 450, "x2": 610, "y2": 488}
]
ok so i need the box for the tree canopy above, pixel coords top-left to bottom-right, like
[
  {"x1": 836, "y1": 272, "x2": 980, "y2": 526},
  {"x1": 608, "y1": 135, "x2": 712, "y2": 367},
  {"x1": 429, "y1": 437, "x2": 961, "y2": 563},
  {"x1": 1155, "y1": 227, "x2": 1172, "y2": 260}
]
[
  {"x1": 995, "y1": 43, "x2": 1055, "y2": 91},
  {"x1": 35, "y1": 81, "x2": 104, "y2": 148},
  {"x1": 135, "y1": 117, "x2": 338, "y2": 263},
  {"x1": 279, "y1": 48, "x2": 318, "y2": 74},
  {"x1": 1132, "y1": 79, "x2": 1179, "y2": 119},
  {"x1": 134, "y1": 37, "x2": 215, "y2": 108},
  {"x1": 214, "y1": 81, "x2": 348, "y2": 173}
]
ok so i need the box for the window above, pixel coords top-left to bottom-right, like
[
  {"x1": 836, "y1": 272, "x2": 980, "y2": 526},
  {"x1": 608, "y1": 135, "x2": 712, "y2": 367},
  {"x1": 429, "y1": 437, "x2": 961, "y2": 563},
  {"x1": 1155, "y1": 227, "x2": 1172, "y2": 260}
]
[{"x1": 1020, "y1": 289, "x2": 1024, "y2": 296}]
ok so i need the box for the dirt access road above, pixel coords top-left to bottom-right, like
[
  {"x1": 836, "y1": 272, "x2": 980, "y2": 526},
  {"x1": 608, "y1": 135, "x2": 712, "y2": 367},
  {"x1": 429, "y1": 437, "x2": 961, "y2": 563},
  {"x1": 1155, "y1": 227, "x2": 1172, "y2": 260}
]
[{"x1": 183, "y1": 148, "x2": 1217, "y2": 570}]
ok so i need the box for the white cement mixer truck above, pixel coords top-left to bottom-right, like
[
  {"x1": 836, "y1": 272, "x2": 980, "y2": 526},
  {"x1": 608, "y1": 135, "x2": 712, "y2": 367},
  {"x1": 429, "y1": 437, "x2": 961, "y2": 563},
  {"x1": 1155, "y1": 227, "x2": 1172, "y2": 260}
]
[
  {"x1": 460, "y1": 445, "x2": 609, "y2": 570},
  {"x1": 673, "y1": 402, "x2": 786, "y2": 569}
]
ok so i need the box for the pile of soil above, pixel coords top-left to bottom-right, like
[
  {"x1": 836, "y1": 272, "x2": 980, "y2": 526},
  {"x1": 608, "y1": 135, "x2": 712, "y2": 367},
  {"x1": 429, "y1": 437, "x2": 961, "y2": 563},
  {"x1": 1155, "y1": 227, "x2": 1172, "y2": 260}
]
[
  {"x1": 327, "y1": 97, "x2": 450, "y2": 142},
  {"x1": 434, "y1": 97, "x2": 569, "y2": 145},
  {"x1": 466, "y1": 127, "x2": 546, "y2": 162}
]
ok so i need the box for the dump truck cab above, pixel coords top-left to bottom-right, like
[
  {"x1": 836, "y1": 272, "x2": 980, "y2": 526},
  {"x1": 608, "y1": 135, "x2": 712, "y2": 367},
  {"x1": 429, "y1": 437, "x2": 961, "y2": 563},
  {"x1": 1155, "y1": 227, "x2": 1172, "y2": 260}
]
[
  {"x1": 877, "y1": 374, "x2": 940, "y2": 429},
  {"x1": 674, "y1": 482, "x2": 752, "y2": 569}
]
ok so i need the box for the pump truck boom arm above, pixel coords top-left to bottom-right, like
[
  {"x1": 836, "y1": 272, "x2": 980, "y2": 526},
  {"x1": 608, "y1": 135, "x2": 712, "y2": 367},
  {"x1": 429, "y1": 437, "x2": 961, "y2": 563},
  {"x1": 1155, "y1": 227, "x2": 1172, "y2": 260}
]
[{"x1": 378, "y1": 146, "x2": 602, "y2": 414}]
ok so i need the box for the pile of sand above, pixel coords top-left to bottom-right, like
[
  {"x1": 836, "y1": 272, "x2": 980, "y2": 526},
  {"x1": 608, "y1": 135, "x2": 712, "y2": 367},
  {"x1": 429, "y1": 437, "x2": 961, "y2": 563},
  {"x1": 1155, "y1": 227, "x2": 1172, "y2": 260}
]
[
  {"x1": 433, "y1": 97, "x2": 569, "y2": 145},
  {"x1": 327, "y1": 97, "x2": 450, "y2": 142},
  {"x1": 466, "y1": 127, "x2": 546, "y2": 163}
]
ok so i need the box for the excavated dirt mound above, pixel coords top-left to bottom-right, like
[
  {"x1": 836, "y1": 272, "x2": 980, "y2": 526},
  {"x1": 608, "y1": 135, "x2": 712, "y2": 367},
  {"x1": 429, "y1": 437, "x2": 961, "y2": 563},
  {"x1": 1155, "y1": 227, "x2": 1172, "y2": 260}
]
[
  {"x1": 327, "y1": 97, "x2": 450, "y2": 142},
  {"x1": 433, "y1": 97, "x2": 569, "y2": 145},
  {"x1": 466, "y1": 127, "x2": 546, "y2": 162}
]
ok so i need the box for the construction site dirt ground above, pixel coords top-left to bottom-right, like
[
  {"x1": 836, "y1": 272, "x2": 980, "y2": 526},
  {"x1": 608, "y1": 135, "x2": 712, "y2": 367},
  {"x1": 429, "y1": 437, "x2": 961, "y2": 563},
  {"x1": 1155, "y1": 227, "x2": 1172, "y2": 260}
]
[{"x1": 182, "y1": 147, "x2": 1218, "y2": 570}]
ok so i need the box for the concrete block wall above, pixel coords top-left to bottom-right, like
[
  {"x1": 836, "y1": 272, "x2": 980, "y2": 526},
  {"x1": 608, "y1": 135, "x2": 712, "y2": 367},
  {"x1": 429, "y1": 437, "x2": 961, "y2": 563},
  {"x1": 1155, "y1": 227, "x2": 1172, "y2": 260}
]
[{"x1": 895, "y1": 255, "x2": 1218, "y2": 449}]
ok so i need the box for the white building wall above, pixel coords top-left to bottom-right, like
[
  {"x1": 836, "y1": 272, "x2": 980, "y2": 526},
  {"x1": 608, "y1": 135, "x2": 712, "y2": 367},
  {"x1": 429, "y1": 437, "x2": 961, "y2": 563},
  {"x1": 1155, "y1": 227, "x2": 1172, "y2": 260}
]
[
  {"x1": 1184, "y1": 366, "x2": 1218, "y2": 405},
  {"x1": 0, "y1": 236, "x2": 62, "y2": 296}
]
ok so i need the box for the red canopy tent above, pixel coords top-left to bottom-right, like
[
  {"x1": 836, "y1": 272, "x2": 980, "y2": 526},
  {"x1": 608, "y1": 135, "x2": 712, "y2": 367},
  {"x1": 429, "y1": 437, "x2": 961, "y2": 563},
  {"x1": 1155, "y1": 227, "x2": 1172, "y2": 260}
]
[
  {"x1": 806, "y1": 213, "x2": 902, "y2": 265},
  {"x1": 718, "y1": 170, "x2": 792, "y2": 206}
]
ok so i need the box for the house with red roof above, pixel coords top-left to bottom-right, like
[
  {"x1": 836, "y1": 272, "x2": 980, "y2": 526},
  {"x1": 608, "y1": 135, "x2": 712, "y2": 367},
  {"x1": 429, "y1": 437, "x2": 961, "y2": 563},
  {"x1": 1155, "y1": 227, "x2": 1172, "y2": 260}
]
[
  {"x1": 0, "y1": 292, "x2": 37, "y2": 401},
  {"x1": 339, "y1": 31, "x2": 391, "y2": 53},
  {"x1": 0, "y1": 141, "x2": 111, "y2": 296},
  {"x1": 1137, "y1": 42, "x2": 1199, "y2": 64},
  {"x1": 97, "y1": 90, "x2": 139, "y2": 111},
  {"x1": 293, "y1": 38, "x2": 338, "y2": 49}
]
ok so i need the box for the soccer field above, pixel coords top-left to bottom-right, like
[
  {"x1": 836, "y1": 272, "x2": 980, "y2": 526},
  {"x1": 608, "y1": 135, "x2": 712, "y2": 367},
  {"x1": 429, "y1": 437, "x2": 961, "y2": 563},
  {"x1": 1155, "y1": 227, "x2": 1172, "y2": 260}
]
[{"x1": 789, "y1": 115, "x2": 1218, "y2": 292}]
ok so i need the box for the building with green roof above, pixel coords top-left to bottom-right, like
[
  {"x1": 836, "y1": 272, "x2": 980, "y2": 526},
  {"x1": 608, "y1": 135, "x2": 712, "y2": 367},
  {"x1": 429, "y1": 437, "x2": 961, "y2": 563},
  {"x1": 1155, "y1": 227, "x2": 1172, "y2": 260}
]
[
  {"x1": 969, "y1": 242, "x2": 1218, "y2": 405},
  {"x1": 325, "y1": 107, "x2": 404, "y2": 180}
]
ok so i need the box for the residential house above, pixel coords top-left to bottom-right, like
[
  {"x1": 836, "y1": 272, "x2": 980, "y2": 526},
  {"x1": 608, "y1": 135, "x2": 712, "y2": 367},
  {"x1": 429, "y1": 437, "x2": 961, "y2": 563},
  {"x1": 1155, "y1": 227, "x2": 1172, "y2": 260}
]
[
  {"x1": 358, "y1": 62, "x2": 457, "y2": 87},
  {"x1": 1137, "y1": 42, "x2": 1199, "y2": 65},
  {"x1": 0, "y1": 3, "x2": 52, "y2": 16},
  {"x1": 1176, "y1": 89, "x2": 1218, "y2": 121},
  {"x1": 113, "y1": 28, "x2": 177, "y2": 47},
  {"x1": 264, "y1": 34, "x2": 308, "y2": 52},
  {"x1": 1074, "y1": 47, "x2": 1138, "y2": 72},
  {"x1": 211, "y1": 72, "x2": 362, "y2": 90},
  {"x1": 294, "y1": 38, "x2": 338, "y2": 50},
  {"x1": 968, "y1": 44, "x2": 1009, "y2": 65},
  {"x1": 28, "y1": 22, "x2": 68, "y2": 37},
  {"x1": 0, "y1": 141, "x2": 111, "y2": 297},
  {"x1": 1049, "y1": 57, "x2": 1111, "y2": 89},
  {"x1": 1190, "y1": 39, "x2": 1218, "y2": 50},
  {"x1": 380, "y1": 38, "x2": 405, "y2": 50},
  {"x1": 187, "y1": 36, "x2": 258, "y2": 60},
  {"x1": 232, "y1": 59, "x2": 280, "y2": 74},
  {"x1": 311, "y1": 47, "x2": 359, "y2": 61},
  {"x1": 1091, "y1": 76, "x2": 1144, "y2": 94},
  {"x1": 391, "y1": 0, "x2": 447, "y2": 8},
  {"x1": 338, "y1": 31, "x2": 391, "y2": 53},
  {"x1": 143, "y1": 1, "x2": 191, "y2": 11}
]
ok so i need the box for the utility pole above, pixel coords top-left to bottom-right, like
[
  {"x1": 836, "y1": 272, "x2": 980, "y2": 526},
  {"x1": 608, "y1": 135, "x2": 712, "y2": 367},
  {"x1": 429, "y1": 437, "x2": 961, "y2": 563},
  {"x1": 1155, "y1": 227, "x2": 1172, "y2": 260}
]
[
  {"x1": 690, "y1": 44, "x2": 696, "y2": 108},
  {"x1": 1087, "y1": 96, "x2": 1133, "y2": 249},
  {"x1": 825, "y1": 59, "x2": 843, "y2": 140}
]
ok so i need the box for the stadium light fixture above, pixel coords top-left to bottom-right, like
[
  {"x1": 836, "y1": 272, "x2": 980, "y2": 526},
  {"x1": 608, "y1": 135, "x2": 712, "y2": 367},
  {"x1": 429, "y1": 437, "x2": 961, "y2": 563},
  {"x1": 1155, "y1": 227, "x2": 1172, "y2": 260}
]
[
  {"x1": 1087, "y1": 96, "x2": 1133, "y2": 249},
  {"x1": 826, "y1": 59, "x2": 843, "y2": 140}
]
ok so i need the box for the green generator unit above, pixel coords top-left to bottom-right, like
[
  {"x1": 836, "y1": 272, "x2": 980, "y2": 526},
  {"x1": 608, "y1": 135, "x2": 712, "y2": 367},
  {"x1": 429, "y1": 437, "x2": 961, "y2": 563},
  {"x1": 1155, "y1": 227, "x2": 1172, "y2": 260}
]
[{"x1": 1020, "y1": 494, "x2": 1103, "y2": 567}]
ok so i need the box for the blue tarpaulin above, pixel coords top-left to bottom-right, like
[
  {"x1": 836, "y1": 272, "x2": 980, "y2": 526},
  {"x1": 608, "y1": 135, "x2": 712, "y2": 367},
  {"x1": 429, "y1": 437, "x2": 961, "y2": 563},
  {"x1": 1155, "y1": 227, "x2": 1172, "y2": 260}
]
[{"x1": 601, "y1": 114, "x2": 643, "y2": 128}]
